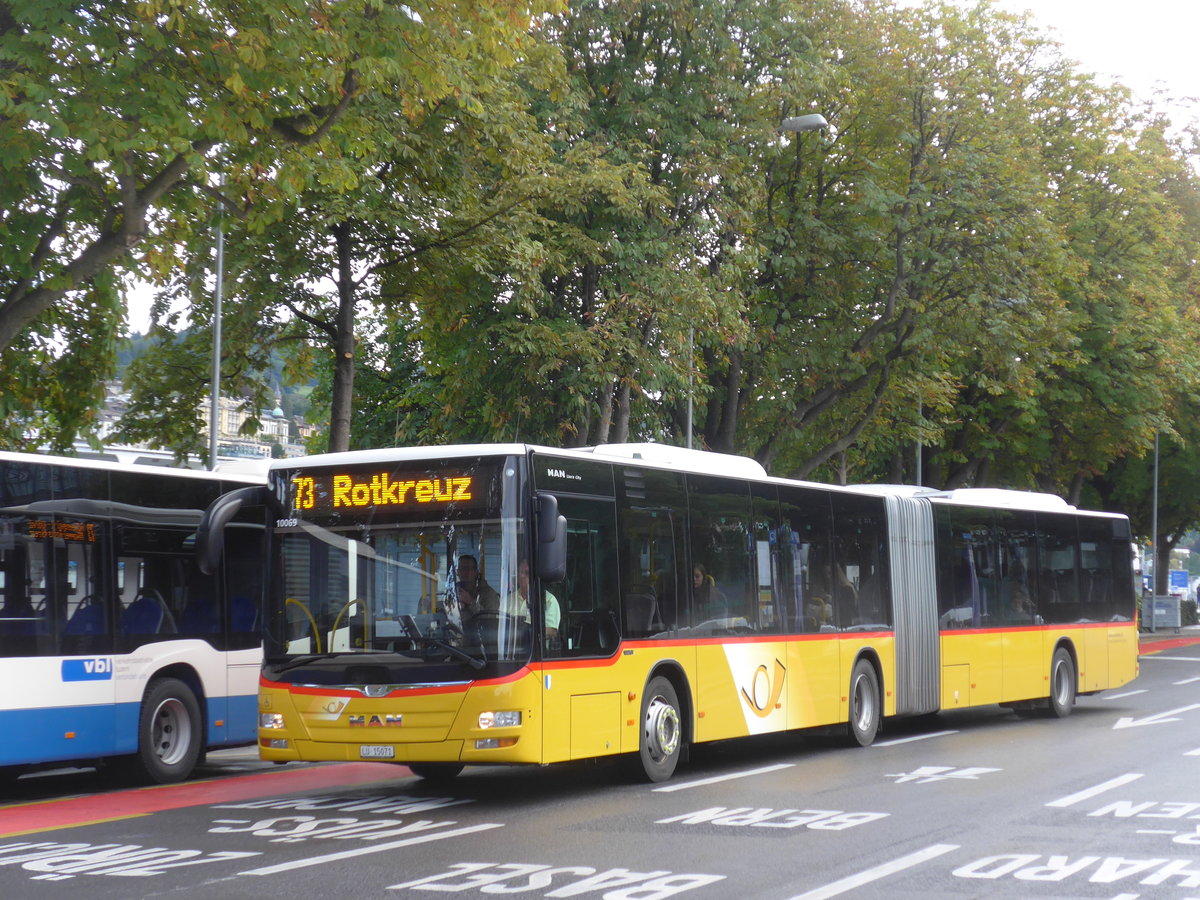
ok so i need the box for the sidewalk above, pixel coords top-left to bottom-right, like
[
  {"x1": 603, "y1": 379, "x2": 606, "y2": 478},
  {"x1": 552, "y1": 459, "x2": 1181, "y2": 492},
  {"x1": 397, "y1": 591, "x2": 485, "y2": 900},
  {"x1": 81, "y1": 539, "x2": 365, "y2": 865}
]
[{"x1": 1139, "y1": 624, "x2": 1200, "y2": 655}]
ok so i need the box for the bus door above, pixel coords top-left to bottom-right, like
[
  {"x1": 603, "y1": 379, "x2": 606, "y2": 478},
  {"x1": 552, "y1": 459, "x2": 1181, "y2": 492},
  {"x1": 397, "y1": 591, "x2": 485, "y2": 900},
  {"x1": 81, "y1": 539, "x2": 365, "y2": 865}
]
[
  {"x1": 221, "y1": 519, "x2": 265, "y2": 744},
  {"x1": 995, "y1": 509, "x2": 1043, "y2": 701},
  {"x1": 539, "y1": 495, "x2": 622, "y2": 763},
  {"x1": 49, "y1": 515, "x2": 119, "y2": 759}
]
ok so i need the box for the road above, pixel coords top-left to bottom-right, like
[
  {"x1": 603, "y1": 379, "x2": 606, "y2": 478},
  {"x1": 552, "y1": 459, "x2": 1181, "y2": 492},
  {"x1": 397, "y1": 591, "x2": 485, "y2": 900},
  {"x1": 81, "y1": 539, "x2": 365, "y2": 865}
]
[{"x1": 2, "y1": 636, "x2": 1199, "y2": 899}]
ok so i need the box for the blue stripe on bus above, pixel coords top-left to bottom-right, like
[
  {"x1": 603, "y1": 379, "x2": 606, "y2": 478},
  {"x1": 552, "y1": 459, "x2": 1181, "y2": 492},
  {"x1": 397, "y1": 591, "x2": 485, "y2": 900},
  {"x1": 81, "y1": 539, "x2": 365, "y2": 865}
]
[
  {"x1": 0, "y1": 703, "x2": 137, "y2": 766},
  {"x1": 1, "y1": 694, "x2": 259, "y2": 767},
  {"x1": 223, "y1": 693, "x2": 259, "y2": 744}
]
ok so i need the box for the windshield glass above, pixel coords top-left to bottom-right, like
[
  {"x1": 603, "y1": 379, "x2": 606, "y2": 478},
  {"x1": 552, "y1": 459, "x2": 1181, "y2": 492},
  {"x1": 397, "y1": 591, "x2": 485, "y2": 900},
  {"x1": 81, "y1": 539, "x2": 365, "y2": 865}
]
[{"x1": 266, "y1": 455, "x2": 530, "y2": 678}]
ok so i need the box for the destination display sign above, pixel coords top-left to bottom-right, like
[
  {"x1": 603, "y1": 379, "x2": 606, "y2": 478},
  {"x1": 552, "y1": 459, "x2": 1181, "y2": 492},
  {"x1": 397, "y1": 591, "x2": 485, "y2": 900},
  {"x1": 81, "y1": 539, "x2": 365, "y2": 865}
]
[
  {"x1": 27, "y1": 519, "x2": 97, "y2": 542},
  {"x1": 280, "y1": 458, "x2": 507, "y2": 519}
]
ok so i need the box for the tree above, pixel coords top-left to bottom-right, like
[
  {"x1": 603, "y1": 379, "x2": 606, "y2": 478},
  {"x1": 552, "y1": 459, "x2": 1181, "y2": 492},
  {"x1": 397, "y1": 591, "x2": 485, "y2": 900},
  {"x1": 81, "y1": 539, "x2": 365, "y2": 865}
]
[{"x1": 1, "y1": 0, "x2": 560, "y2": 453}]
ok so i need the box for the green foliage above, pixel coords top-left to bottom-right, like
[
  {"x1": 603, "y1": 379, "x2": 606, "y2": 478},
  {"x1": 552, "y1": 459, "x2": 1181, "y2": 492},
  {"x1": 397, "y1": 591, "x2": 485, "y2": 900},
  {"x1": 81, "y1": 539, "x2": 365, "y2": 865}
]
[
  {"x1": 7, "y1": 0, "x2": 1200, "y2": 555},
  {"x1": 0, "y1": 0, "x2": 561, "y2": 454}
]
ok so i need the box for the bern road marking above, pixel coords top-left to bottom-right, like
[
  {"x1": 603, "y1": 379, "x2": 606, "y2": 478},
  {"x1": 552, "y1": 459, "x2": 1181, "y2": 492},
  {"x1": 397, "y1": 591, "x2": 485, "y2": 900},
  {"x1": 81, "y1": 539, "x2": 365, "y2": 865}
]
[
  {"x1": 784, "y1": 843, "x2": 960, "y2": 900},
  {"x1": 1046, "y1": 774, "x2": 1145, "y2": 809},
  {"x1": 239, "y1": 823, "x2": 503, "y2": 875},
  {"x1": 1102, "y1": 690, "x2": 1148, "y2": 700},
  {"x1": 651, "y1": 763, "x2": 795, "y2": 793}
]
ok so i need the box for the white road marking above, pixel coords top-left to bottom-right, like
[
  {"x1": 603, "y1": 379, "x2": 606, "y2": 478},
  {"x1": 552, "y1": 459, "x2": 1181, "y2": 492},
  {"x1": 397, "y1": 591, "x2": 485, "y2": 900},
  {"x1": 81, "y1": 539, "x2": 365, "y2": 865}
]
[
  {"x1": 874, "y1": 730, "x2": 958, "y2": 746},
  {"x1": 1103, "y1": 690, "x2": 1148, "y2": 699},
  {"x1": 1143, "y1": 656, "x2": 1200, "y2": 662},
  {"x1": 1174, "y1": 676, "x2": 1200, "y2": 685},
  {"x1": 1185, "y1": 747, "x2": 1200, "y2": 757},
  {"x1": 1114, "y1": 704, "x2": 1200, "y2": 730},
  {"x1": 1046, "y1": 773, "x2": 1145, "y2": 808},
  {"x1": 238, "y1": 823, "x2": 503, "y2": 875},
  {"x1": 784, "y1": 843, "x2": 960, "y2": 899},
  {"x1": 651, "y1": 763, "x2": 795, "y2": 792}
]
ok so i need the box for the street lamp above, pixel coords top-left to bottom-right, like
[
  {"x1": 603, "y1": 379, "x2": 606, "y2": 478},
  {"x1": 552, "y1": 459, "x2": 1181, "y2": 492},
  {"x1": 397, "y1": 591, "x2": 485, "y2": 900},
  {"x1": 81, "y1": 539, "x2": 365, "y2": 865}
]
[
  {"x1": 684, "y1": 112, "x2": 829, "y2": 451},
  {"x1": 778, "y1": 113, "x2": 829, "y2": 134}
]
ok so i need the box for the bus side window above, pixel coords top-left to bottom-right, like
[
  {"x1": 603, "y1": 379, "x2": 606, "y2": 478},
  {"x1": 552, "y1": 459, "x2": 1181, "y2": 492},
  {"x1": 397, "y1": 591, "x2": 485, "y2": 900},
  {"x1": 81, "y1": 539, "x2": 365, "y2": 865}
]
[{"x1": 548, "y1": 498, "x2": 619, "y2": 658}]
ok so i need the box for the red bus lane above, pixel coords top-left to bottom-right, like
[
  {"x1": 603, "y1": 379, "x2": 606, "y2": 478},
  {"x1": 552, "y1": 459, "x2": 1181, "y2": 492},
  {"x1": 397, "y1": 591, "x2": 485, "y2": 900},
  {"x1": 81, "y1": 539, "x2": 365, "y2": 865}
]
[{"x1": 0, "y1": 763, "x2": 413, "y2": 838}]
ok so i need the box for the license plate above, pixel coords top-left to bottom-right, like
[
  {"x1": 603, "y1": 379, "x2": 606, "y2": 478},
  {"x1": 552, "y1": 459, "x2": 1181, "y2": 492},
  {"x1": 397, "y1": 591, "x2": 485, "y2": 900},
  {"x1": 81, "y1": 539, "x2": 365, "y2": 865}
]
[{"x1": 359, "y1": 744, "x2": 395, "y2": 759}]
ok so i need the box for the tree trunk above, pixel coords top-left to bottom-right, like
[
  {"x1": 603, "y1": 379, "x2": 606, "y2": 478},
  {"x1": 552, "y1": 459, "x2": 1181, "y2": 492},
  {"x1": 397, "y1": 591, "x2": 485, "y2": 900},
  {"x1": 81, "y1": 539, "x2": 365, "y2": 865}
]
[{"x1": 327, "y1": 223, "x2": 357, "y2": 453}]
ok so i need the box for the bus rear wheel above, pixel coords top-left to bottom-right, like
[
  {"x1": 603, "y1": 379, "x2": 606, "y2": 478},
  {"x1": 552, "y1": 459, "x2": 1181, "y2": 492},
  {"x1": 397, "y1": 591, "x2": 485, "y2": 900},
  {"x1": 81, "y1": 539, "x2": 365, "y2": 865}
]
[
  {"x1": 847, "y1": 659, "x2": 881, "y2": 746},
  {"x1": 409, "y1": 762, "x2": 464, "y2": 782},
  {"x1": 637, "y1": 676, "x2": 683, "y2": 782},
  {"x1": 1048, "y1": 648, "x2": 1076, "y2": 718},
  {"x1": 134, "y1": 678, "x2": 203, "y2": 784}
]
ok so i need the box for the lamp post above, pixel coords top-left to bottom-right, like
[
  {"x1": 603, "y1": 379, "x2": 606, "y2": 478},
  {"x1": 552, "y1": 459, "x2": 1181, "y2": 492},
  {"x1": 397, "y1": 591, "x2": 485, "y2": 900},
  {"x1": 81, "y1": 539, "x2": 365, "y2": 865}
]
[{"x1": 208, "y1": 193, "x2": 224, "y2": 471}]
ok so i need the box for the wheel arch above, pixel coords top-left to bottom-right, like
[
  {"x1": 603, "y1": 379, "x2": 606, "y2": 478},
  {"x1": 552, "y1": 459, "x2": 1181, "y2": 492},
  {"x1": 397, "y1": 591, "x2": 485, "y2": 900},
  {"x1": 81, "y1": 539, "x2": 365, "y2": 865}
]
[
  {"x1": 1053, "y1": 637, "x2": 1079, "y2": 683},
  {"x1": 852, "y1": 648, "x2": 885, "y2": 702},
  {"x1": 646, "y1": 660, "x2": 694, "y2": 749},
  {"x1": 146, "y1": 663, "x2": 209, "y2": 744}
]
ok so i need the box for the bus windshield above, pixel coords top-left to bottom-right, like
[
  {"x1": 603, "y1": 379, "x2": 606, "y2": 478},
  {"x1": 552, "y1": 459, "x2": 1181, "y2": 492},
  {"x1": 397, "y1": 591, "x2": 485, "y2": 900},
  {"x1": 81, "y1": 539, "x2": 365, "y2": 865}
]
[{"x1": 266, "y1": 455, "x2": 531, "y2": 679}]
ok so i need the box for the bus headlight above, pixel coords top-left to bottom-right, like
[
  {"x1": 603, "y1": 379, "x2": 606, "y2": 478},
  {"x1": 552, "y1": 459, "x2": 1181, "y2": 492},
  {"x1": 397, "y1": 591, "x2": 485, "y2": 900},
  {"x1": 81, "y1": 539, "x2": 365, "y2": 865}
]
[
  {"x1": 478, "y1": 710, "x2": 521, "y2": 729},
  {"x1": 260, "y1": 712, "x2": 286, "y2": 729}
]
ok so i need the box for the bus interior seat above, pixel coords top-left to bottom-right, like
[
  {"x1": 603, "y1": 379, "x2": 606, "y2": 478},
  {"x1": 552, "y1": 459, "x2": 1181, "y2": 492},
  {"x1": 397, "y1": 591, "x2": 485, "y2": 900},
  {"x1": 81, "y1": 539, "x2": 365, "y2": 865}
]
[
  {"x1": 230, "y1": 594, "x2": 258, "y2": 633},
  {"x1": 571, "y1": 609, "x2": 620, "y2": 653},
  {"x1": 0, "y1": 597, "x2": 42, "y2": 636},
  {"x1": 179, "y1": 597, "x2": 219, "y2": 633},
  {"x1": 121, "y1": 591, "x2": 170, "y2": 634},
  {"x1": 65, "y1": 597, "x2": 107, "y2": 635},
  {"x1": 622, "y1": 586, "x2": 660, "y2": 634}
]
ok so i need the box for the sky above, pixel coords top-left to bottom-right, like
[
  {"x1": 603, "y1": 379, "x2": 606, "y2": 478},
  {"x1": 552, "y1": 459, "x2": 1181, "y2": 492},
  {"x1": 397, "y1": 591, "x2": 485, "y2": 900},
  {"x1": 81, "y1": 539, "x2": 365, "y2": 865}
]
[
  {"x1": 979, "y1": 0, "x2": 1200, "y2": 121},
  {"x1": 124, "y1": 1, "x2": 1200, "y2": 334}
]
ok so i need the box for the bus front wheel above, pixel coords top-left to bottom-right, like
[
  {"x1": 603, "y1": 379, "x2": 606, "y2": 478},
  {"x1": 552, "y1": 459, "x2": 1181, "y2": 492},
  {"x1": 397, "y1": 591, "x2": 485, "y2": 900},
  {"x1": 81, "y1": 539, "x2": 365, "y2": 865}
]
[
  {"x1": 847, "y1": 659, "x2": 881, "y2": 746},
  {"x1": 1048, "y1": 648, "x2": 1076, "y2": 718},
  {"x1": 134, "y1": 678, "x2": 203, "y2": 784},
  {"x1": 637, "y1": 676, "x2": 683, "y2": 782}
]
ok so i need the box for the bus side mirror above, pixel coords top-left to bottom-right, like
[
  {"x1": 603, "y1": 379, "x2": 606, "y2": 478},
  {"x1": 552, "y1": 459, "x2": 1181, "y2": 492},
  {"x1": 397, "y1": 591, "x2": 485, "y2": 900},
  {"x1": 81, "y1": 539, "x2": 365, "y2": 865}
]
[
  {"x1": 197, "y1": 486, "x2": 267, "y2": 575},
  {"x1": 536, "y1": 492, "x2": 567, "y2": 583}
]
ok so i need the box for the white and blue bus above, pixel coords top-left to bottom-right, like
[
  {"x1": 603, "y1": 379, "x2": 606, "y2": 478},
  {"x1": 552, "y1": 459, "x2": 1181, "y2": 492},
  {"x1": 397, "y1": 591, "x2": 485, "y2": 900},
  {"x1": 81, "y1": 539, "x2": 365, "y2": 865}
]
[{"x1": 0, "y1": 451, "x2": 266, "y2": 784}]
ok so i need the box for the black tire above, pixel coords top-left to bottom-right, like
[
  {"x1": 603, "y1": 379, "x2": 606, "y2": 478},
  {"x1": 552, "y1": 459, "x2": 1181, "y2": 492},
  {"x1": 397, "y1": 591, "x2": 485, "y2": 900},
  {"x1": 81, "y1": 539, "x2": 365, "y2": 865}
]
[
  {"x1": 847, "y1": 659, "x2": 881, "y2": 746},
  {"x1": 134, "y1": 678, "x2": 203, "y2": 784},
  {"x1": 637, "y1": 675, "x2": 683, "y2": 782},
  {"x1": 409, "y1": 762, "x2": 464, "y2": 782},
  {"x1": 1048, "y1": 647, "x2": 1076, "y2": 718}
]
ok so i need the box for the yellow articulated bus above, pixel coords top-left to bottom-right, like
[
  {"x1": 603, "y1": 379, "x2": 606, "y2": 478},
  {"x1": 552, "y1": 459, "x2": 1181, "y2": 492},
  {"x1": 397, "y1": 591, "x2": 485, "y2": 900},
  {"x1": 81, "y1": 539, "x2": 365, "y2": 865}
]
[{"x1": 198, "y1": 443, "x2": 1139, "y2": 783}]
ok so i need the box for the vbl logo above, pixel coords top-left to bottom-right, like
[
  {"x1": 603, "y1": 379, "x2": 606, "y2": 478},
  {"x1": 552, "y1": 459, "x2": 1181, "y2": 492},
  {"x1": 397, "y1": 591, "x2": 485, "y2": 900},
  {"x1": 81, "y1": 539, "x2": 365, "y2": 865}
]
[{"x1": 61, "y1": 657, "x2": 114, "y2": 681}]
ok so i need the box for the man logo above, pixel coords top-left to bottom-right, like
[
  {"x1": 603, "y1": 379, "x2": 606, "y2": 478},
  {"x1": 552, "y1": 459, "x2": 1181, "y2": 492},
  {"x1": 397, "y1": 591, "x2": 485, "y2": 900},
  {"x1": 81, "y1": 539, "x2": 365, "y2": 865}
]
[{"x1": 348, "y1": 714, "x2": 402, "y2": 727}]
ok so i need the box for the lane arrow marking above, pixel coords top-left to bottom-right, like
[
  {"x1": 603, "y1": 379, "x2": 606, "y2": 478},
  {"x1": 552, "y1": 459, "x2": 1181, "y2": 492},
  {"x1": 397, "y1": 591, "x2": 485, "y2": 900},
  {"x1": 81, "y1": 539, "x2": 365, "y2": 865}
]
[{"x1": 1114, "y1": 703, "x2": 1200, "y2": 730}]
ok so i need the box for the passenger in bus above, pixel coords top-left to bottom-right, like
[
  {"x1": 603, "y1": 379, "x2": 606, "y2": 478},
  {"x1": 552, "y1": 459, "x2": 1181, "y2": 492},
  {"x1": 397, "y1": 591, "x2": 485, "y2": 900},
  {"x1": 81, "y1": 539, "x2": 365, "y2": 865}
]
[
  {"x1": 692, "y1": 564, "x2": 726, "y2": 620},
  {"x1": 509, "y1": 560, "x2": 560, "y2": 640},
  {"x1": 1002, "y1": 580, "x2": 1040, "y2": 624},
  {"x1": 453, "y1": 555, "x2": 499, "y2": 623}
]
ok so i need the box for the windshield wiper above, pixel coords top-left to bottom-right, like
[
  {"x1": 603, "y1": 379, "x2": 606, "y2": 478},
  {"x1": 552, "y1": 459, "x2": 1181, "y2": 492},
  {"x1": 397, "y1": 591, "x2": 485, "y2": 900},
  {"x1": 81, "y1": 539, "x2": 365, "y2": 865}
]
[
  {"x1": 396, "y1": 614, "x2": 485, "y2": 671},
  {"x1": 405, "y1": 634, "x2": 485, "y2": 671},
  {"x1": 267, "y1": 649, "x2": 392, "y2": 675}
]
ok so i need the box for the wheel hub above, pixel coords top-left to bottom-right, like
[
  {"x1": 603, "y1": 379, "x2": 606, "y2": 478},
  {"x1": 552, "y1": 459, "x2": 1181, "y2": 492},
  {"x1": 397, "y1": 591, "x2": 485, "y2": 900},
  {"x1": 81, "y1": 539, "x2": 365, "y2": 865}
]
[{"x1": 645, "y1": 697, "x2": 680, "y2": 761}]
